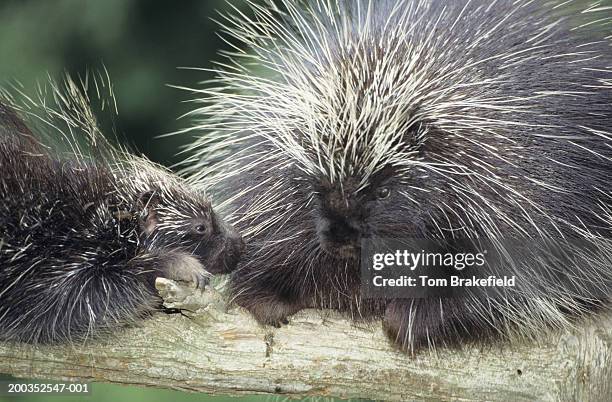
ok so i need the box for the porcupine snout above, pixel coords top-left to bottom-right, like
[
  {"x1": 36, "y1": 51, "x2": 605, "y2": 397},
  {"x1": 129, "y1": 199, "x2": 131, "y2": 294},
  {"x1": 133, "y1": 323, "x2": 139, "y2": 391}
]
[{"x1": 315, "y1": 181, "x2": 364, "y2": 259}]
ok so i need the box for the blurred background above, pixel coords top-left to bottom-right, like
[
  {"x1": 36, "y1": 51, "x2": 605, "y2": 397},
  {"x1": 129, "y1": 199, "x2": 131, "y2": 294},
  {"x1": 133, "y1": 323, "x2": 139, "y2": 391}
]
[
  {"x1": 0, "y1": 0, "x2": 609, "y2": 401},
  {"x1": 0, "y1": 0, "x2": 254, "y2": 167}
]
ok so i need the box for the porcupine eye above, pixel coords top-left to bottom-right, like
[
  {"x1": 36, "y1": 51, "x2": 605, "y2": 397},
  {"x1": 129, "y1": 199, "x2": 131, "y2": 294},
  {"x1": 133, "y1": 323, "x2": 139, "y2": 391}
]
[
  {"x1": 193, "y1": 224, "x2": 207, "y2": 235},
  {"x1": 376, "y1": 187, "x2": 391, "y2": 200}
]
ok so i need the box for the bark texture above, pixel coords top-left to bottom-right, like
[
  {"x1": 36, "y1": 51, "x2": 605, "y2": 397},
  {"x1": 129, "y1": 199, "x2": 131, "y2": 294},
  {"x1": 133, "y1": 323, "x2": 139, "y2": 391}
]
[{"x1": 0, "y1": 278, "x2": 610, "y2": 401}]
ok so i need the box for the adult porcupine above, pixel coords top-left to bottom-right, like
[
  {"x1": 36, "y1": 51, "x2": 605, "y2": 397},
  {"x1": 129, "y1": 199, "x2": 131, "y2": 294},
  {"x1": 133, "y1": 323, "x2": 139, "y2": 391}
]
[
  {"x1": 0, "y1": 76, "x2": 243, "y2": 344},
  {"x1": 187, "y1": 0, "x2": 612, "y2": 353}
]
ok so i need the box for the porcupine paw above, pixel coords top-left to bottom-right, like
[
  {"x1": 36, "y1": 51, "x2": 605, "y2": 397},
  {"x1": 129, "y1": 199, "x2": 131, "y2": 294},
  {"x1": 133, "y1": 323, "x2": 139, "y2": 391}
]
[
  {"x1": 244, "y1": 300, "x2": 301, "y2": 328},
  {"x1": 159, "y1": 252, "x2": 210, "y2": 290},
  {"x1": 383, "y1": 299, "x2": 479, "y2": 354},
  {"x1": 382, "y1": 299, "x2": 441, "y2": 354},
  {"x1": 382, "y1": 303, "x2": 413, "y2": 353}
]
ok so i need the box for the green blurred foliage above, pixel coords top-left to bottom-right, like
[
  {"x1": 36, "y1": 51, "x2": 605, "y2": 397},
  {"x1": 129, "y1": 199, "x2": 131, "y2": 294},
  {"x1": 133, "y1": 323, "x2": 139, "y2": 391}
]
[{"x1": 0, "y1": 0, "x2": 252, "y2": 167}]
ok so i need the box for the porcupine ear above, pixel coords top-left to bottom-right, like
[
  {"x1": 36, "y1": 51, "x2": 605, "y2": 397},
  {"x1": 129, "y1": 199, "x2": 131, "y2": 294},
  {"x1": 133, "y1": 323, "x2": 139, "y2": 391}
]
[{"x1": 137, "y1": 190, "x2": 161, "y2": 235}]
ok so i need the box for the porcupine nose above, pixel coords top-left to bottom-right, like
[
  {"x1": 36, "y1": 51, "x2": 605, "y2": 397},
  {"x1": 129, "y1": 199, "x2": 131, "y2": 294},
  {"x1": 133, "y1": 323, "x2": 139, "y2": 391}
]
[
  {"x1": 315, "y1": 184, "x2": 362, "y2": 258},
  {"x1": 319, "y1": 216, "x2": 359, "y2": 241},
  {"x1": 316, "y1": 215, "x2": 361, "y2": 259}
]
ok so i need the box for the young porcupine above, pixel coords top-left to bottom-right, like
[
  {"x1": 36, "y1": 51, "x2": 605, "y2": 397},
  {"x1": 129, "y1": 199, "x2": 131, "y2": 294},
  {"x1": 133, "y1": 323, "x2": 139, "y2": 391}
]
[
  {"x1": 186, "y1": 0, "x2": 612, "y2": 353},
  {"x1": 0, "y1": 76, "x2": 243, "y2": 344}
]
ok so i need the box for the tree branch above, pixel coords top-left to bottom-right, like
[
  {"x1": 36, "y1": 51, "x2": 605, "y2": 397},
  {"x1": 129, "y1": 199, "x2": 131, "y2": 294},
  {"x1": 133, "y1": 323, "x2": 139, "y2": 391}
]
[{"x1": 1, "y1": 278, "x2": 611, "y2": 401}]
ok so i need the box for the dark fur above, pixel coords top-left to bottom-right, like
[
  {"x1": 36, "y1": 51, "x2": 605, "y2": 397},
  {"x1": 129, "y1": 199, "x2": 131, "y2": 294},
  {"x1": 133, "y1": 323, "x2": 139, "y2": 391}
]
[
  {"x1": 202, "y1": 0, "x2": 612, "y2": 353},
  {"x1": 0, "y1": 98, "x2": 243, "y2": 344}
]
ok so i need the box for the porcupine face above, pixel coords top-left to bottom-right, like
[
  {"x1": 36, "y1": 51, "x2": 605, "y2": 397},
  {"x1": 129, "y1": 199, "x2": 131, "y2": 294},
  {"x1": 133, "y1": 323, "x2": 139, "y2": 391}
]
[
  {"x1": 305, "y1": 64, "x2": 460, "y2": 261},
  {"x1": 314, "y1": 168, "x2": 407, "y2": 259},
  {"x1": 139, "y1": 188, "x2": 244, "y2": 274}
]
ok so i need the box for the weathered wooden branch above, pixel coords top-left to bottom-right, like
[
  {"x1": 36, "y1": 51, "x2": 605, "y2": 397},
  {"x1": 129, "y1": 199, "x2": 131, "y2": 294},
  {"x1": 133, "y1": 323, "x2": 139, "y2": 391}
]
[{"x1": 1, "y1": 278, "x2": 611, "y2": 401}]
